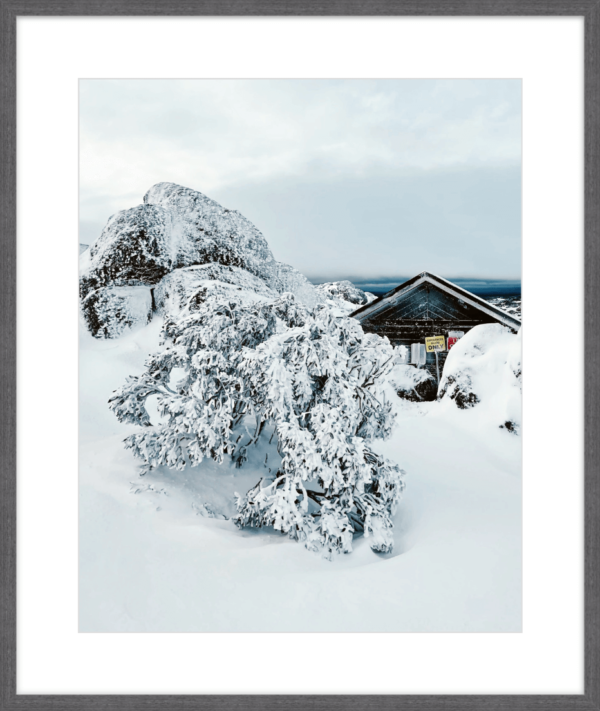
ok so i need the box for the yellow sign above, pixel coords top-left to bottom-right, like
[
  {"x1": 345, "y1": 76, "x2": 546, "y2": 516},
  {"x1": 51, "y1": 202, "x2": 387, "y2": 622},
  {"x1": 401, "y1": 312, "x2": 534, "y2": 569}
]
[{"x1": 425, "y1": 335, "x2": 446, "y2": 353}]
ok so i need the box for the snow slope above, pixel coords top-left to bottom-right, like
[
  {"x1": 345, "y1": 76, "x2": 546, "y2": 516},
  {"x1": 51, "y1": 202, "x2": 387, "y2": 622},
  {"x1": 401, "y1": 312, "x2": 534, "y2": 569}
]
[{"x1": 80, "y1": 317, "x2": 521, "y2": 632}]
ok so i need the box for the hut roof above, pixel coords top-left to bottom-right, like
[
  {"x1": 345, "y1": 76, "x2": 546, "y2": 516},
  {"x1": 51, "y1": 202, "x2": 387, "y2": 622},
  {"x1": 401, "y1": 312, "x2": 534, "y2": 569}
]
[{"x1": 350, "y1": 271, "x2": 521, "y2": 331}]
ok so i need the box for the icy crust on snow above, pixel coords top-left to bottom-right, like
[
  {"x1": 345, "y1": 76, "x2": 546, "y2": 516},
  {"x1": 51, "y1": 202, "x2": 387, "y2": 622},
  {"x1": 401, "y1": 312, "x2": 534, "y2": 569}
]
[
  {"x1": 155, "y1": 264, "x2": 277, "y2": 317},
  {"x1": 438, "y1": 324, "x2": 522, "y2": 431},
  {"x1": 315, "y1": 280, "x2": 373, "y2": 306},
  {"x1": 80, "y1": 183, "x2": 321, "y2": 337}
]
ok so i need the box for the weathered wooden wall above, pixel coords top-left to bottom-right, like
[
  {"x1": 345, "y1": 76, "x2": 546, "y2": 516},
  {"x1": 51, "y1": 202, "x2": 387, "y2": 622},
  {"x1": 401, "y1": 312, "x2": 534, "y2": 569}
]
[{"x1": 358, "y1": 281, "x2": 506, "y2": 381}]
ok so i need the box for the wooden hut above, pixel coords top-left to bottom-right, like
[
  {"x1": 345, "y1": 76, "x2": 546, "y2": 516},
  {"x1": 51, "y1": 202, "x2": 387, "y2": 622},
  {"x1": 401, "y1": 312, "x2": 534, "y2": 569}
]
[{"x1": 350, "y1": 271, "x2": 521, "y2": 381}]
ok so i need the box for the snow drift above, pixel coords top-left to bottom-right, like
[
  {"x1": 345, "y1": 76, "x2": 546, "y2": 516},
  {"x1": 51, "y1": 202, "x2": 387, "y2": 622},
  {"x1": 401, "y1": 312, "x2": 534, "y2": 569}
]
[
  {"x1": 438, "y1": 324, "x2": 522, "y2": 432},
  {"x1": 80, "y1": 314, "x2": 522, "y2": 631}
]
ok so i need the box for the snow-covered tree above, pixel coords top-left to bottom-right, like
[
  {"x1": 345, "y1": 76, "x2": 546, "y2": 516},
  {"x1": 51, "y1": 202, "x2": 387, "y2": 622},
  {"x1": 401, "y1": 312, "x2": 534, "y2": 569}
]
[{"x1": 109, "y1": 293, "x2": 404, "y2": 558}]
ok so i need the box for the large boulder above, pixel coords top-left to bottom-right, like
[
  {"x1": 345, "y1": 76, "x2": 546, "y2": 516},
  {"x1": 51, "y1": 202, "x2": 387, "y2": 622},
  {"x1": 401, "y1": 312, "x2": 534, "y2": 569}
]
[
  {"x1": 81, "y1": 285, "x2": 153, "y2": 339},
  {"x1": 142, "y1": 182, "x2": 278, "y2": 281},
  {"x1": 438, "y1": 324, "x2": 522, "y2": 431},
  {"x1": 80, "y1": 183, "x2": 320, "y2": 337},
  {"x1": 155, "y1": 264, "x2": 277, "y2": 317},
  {"x1": 80, "y1": 203, "x2": 173, "y2": 299},
  {"x1": 316, "y1": 280, "x2": 373, "y2": 306},
  {"x1": 80, "y1": 185, "x2": 276, "y2": 297}
]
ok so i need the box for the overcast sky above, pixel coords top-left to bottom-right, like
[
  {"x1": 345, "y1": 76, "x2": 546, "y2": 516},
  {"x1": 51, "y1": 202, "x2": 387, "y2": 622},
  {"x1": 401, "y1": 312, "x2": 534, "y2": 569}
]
[{"x1": 80, "y1": 79, "x2": 521, "y2": 283}]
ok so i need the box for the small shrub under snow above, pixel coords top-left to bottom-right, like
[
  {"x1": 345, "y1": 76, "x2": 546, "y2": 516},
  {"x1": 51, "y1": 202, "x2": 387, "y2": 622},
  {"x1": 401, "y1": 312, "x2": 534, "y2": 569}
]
[{"x1": 109, "y1": 293, "x2": 404, "y2": 558}]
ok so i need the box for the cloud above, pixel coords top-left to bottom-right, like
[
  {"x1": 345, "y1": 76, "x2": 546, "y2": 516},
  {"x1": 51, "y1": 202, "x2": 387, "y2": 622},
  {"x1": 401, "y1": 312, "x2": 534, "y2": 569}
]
[
  {"x1": 215, "y1": 165, "x2": 521, "y2": 280},
  {"x1": 79, "y1": 79, "x2": 521, "y2": 278}
]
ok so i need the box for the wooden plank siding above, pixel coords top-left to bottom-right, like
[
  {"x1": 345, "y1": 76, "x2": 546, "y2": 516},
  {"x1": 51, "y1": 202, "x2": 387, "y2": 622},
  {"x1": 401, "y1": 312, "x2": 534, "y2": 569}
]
[{"x1": 368, "y1": 283, "x2": 496, "y2": 324}]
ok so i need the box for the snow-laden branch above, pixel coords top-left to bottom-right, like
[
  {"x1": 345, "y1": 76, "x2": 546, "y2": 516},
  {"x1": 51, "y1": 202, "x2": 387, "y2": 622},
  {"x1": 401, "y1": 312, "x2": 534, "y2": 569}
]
[{"x1": 109, "y1": 292, "x2": 405, "y2": 558}]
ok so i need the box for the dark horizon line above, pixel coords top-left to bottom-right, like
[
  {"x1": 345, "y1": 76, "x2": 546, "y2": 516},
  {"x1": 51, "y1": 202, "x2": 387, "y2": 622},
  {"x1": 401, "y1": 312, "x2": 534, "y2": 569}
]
[{"x1": 309, "y1": 275, "x2": 522, "y2": 286}]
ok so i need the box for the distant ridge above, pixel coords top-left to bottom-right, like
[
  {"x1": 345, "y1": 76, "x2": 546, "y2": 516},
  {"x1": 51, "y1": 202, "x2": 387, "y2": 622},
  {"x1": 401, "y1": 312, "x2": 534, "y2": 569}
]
[{"x1": 312, "y1": 277, "x2": 521, "y2": 298}]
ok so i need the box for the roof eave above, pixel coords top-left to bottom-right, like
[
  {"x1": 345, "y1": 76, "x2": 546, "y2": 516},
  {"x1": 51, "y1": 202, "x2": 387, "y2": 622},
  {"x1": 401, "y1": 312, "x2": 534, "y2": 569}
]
[{"x1": 350, "y1": 271, "x2": 521, "y2": 330}]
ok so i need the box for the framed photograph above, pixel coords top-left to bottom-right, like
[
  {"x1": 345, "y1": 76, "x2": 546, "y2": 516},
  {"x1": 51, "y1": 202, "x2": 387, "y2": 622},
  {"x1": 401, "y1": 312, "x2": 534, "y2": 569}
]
[{"x1": 3, "y1": 2, "x2": 598, "y2": 709}]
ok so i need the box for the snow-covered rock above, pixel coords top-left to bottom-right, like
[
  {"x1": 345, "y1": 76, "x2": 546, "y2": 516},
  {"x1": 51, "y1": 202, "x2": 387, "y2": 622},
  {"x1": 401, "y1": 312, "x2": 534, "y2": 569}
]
[
  {"x1": 438, "y1": 324, "x2": 522, "y2": 431},
  {"x1": 486, "y1": 295, "x2": 522, "y2": 319},
  {"x1": 316, "y1": 280, "x2": 372, "y2": 306},
  {"x1": 80, "y1": 182, "x2": 320, "y2": 337},
  {"x1": 143, "y1": 182, "x2": 278, "y2": 281},
  {"x1": 84, "y1": 203, "x2": 173, "y2": 287},
  {"x1": 390, "y1": 364, "x2": 438, "y2": 402},
  {"x1": 155, "y1": 264, "x2": 277, "y2": 317},
  {"x1": 274, "y1": 262, "x2": 323, "y2": 309},
  {"x1": 81, "y1": 285, "x2": 153, "y2": 339}
]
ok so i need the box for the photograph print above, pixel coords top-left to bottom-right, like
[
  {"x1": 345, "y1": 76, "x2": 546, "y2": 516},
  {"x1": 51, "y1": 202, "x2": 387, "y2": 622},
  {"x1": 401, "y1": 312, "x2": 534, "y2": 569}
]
[{"x1": 79, "y1": 79, "x2": 522, "y2": 632}]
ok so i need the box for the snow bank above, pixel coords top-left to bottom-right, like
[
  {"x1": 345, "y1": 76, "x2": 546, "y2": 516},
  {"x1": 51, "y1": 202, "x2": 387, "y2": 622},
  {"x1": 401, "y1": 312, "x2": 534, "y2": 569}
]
[
  {"x1": 80, "y1": 315, "x2": 521, "y2": 632},
  {"x1": 438, "y1": 324, "x2": 522, "y2": 432}
]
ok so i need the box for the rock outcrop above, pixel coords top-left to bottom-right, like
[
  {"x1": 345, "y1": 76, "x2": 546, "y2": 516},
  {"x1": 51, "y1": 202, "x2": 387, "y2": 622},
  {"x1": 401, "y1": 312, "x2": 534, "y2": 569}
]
[
  {"x1": 81, "y1": 285, "x2": 153, "y2": 339},
  {"x1": 155, "y1": 264, "x2": 277, "y2": 318},
  {"x1": 390, "y1": 363, "x2": 438, "y2": 402},
  {"x1": 316, "y1": 280, "x2": 374, "y2": 306},
  {"x1": 80, "y1": 183, "x2": 320, "y2": 337}
]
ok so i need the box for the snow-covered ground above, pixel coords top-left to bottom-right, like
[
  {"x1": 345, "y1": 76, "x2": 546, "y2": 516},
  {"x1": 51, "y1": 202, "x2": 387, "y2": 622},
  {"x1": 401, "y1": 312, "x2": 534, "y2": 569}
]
[
  {"x1": 80, "y1": 317, "x2": 521, "y2": 632},
  {"x1": 486, "y1": 295, "x2": 522, "y2": 319}
]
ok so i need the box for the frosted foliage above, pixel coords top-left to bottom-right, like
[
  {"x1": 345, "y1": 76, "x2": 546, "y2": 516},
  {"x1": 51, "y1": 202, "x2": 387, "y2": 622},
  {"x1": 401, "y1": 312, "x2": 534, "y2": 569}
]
[
  {"x1": 109, "y1": 293, "x2": 404, "y2": 558},
  {"x1": 389, "y1": 362, "x2": 437, "y2": 401},
  {"x1": 155, "y1": 264, "x2": 276, "y2": 317}
]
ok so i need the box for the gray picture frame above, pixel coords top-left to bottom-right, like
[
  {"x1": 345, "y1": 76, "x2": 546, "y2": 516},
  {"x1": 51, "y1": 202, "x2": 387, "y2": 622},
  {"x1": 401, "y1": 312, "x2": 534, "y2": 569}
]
[{"x1": 1, "y1": 1, "x2": 598, "y2": 709}]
